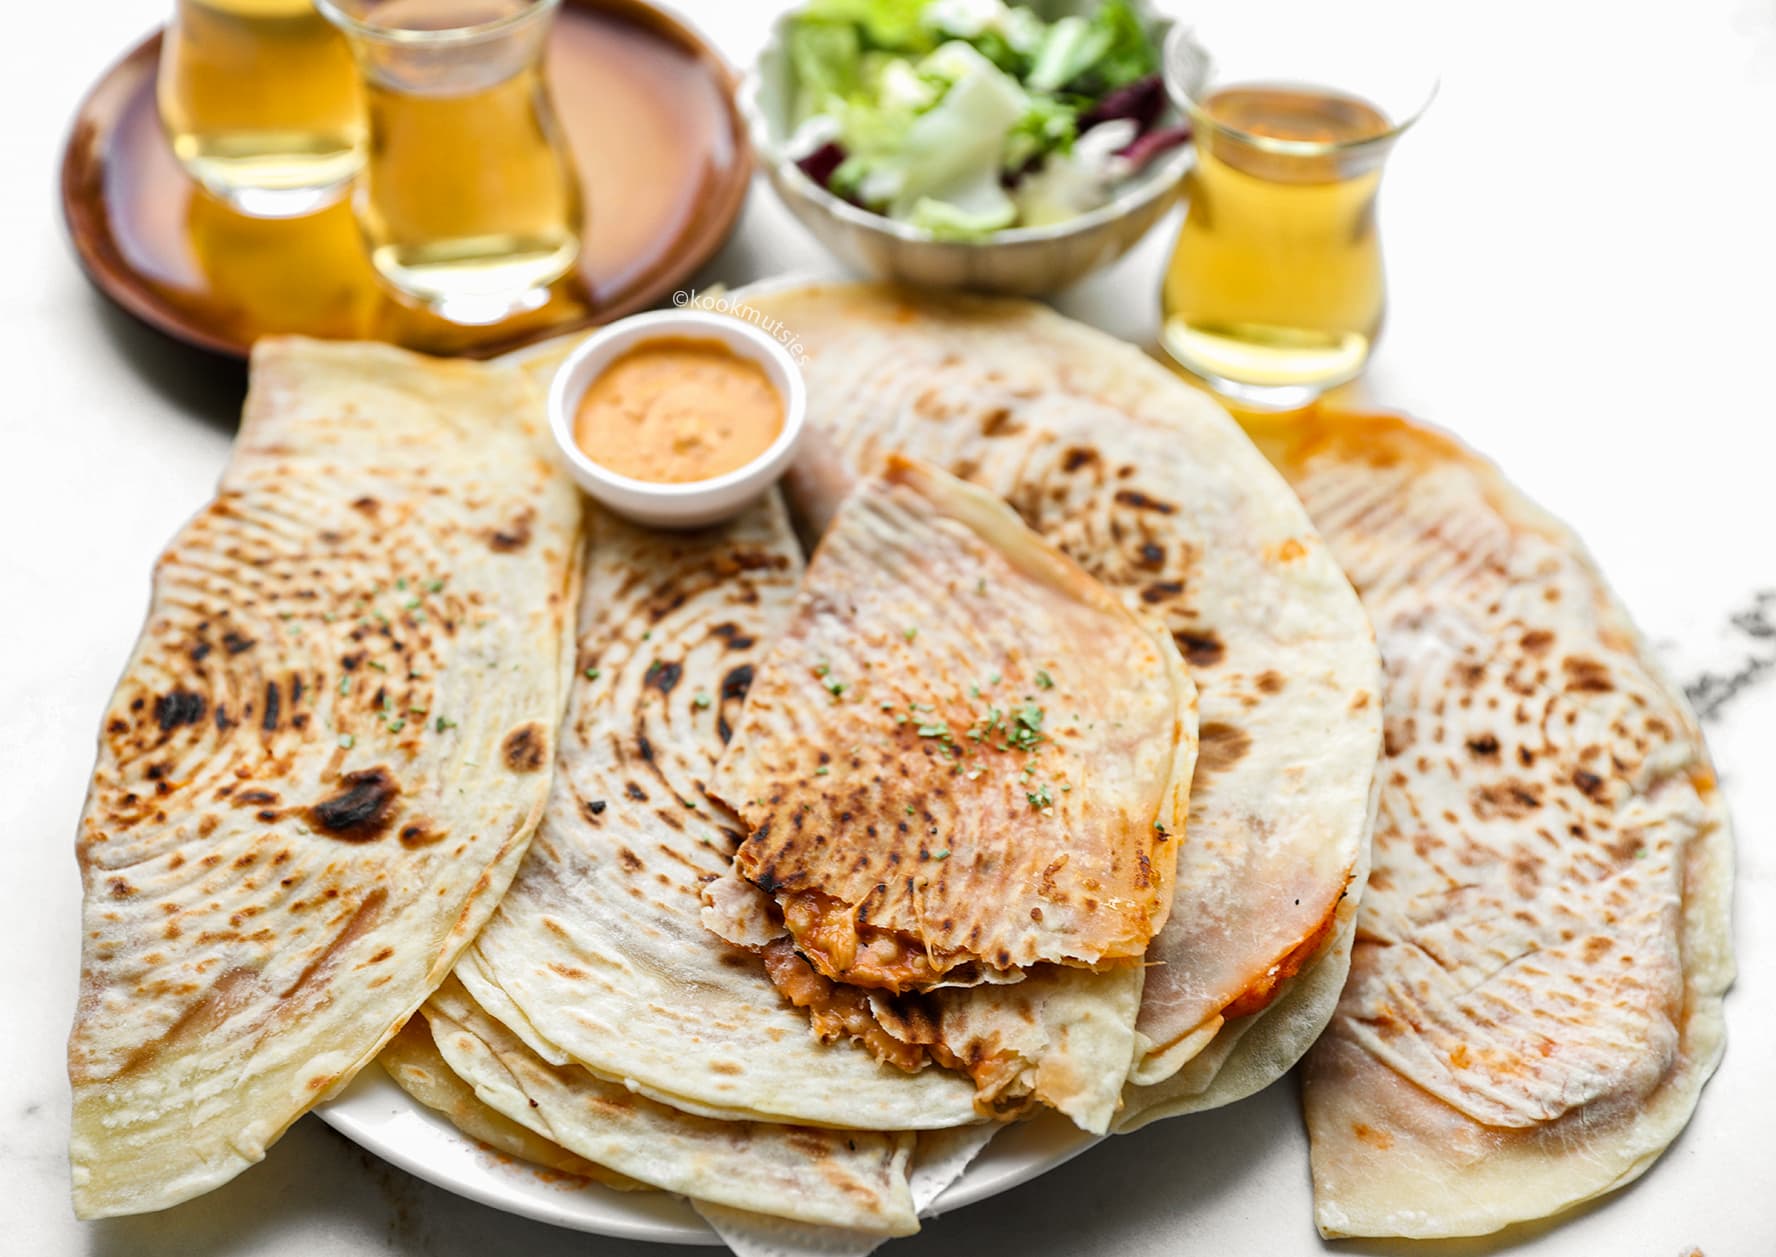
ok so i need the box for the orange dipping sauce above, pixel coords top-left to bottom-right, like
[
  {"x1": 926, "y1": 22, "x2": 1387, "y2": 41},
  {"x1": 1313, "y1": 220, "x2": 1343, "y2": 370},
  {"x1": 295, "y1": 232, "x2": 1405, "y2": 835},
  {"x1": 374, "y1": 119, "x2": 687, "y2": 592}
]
[{"x1": 573, "y1": 337, "x2": 783, "y2": 484}]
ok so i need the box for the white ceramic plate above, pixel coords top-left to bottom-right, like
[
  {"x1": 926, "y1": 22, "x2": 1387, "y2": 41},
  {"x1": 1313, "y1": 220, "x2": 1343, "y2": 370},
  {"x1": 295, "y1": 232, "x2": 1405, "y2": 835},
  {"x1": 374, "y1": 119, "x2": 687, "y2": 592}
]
[
  {"x1": 317, "y1": 1074, "x2": 1098, "y2": 1244},
  {"x1": 312, "y1": 327, "x2": 1100, "y2": 1241}
]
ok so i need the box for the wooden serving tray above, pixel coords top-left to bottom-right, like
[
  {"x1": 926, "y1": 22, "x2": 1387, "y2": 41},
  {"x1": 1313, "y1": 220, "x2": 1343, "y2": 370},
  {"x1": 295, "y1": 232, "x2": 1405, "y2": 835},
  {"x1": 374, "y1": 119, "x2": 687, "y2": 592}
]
[{"x1": 59, "y1": 0, "x2": 752, "y2": 359}]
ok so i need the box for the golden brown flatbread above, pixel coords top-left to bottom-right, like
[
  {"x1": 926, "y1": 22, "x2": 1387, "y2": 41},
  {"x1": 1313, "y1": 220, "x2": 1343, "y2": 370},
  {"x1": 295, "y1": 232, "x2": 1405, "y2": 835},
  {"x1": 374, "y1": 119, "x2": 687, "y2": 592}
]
[
  {"x1": 714, "y1": 457, "x2": 1195, "y2": 990},
  {"x1": 68, "y1": 339, "x2": 581, "y2": 1218},
  {"x1": 1255, "y1": 409, "x2": 1733, "y2": 1239}
]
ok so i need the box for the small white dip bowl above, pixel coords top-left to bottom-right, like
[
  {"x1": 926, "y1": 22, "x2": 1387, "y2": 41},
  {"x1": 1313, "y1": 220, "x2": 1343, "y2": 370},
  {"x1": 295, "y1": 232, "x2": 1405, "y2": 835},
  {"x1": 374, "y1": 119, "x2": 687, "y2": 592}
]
[{"x1": 546, "y1": 309, "x2": 808, "y2": 530}]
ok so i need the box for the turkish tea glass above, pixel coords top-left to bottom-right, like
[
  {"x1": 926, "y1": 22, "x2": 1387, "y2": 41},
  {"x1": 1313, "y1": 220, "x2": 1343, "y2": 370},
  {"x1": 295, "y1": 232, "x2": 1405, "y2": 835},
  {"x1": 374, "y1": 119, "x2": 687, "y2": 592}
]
[
  {"x1": 157, "y1": 0, "x2": 365, "y2": 217},
  {"x1": 1158, "y1": 11, "x2": 1436, "y2": 408},
  {"x1": 314, "y1": 0, "x2": 582, "y2": 325}
]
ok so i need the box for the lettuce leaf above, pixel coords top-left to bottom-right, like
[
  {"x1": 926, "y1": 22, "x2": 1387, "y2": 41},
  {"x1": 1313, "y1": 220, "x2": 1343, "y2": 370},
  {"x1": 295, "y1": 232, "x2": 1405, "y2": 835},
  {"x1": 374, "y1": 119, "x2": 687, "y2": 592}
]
[
  {"x1": 1070, "y1": 0, "x2": 1158, "y2": 95},
  {"x1": 1003, "y1": 91, "x2": 1079, "y2": 176},
  {"x1": 844, "y1": 44, "x2": 1028, "y2": 211},
  {"x1": 1026, "y1": 0, "x2": 1156, "y2": 96},
  {"x1": 907, "y1": 191, "x2": 1018, "y2": 239},
  {"x1": 787, "y1": 18, "x2": 863, "y2": 126},
  {"x1": 800, "y1": 0, "x2": 934, "y2": 52}
]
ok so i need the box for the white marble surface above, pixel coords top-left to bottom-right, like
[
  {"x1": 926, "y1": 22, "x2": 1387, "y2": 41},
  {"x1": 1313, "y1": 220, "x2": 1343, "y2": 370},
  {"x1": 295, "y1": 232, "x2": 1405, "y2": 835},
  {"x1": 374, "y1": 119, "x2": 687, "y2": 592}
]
[{"x1": 5, "y1": 1, "x2": 1775, "y2": 1254}]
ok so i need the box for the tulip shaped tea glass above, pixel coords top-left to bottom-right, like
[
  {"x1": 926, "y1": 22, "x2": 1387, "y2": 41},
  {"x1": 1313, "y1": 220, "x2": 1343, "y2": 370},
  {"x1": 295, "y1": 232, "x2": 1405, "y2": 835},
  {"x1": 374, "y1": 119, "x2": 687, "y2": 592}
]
[
  {"x1": 158, "y1": 0, "x2": 365, "y2": 217},
  {"x1": 1159, "y1": 12, "x2": 1436, "y2": 408},
  {"x1": 315, "y1": 0, "x2": 582, "y2": 324}
]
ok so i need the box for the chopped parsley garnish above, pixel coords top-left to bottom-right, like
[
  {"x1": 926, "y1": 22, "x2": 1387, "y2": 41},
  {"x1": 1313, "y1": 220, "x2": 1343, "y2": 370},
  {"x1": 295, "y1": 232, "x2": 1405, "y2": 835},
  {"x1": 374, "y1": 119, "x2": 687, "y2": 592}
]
[
  {"x1": 916, "y1": 721, "x2": 952, "y2": 739},
  {"x1": 826, "y1": 680, "x2": 848, "y2": 699},
  {"x1": 367, "y1": 659, "x2": 387, "y2": 672},
  {"x1": 426, "y1": 578, "x2": 445, "y2": 593},
  {"x1": 404, "y1": 596, "x2": 421, "y2": 610},
  {"x1": 814, "y1": 765, "x2": 830, "y2": 776},
  {"x1": 694, "y1": 692, "x2": 712, "y2": 709},
  {"x1": 1007, "y1": 704, "x2": 1045, "y2": 752},
  {"x1": 435, "y1": 716, "x2": 456, "y2": 733},
  {"x1": 966, "y1": 707, "x2": 1004, "y2": 742},
  {"x1": 338, "y1": 676, "x2": 351, "y2": 695},
  {"x1": 1027, "y1": 784, "x2": 1053, "y2": 810},
  {"x1": 903, "y1": 626, "x2": 919, "y2": 641},
  {"x1": 337, "y1": 734, "x2": 354, "y2": 749},
  {"x1": 387, "y1": 719, "x2": 406, "y2": 733},
  {"x1": 929, "y1": 849, "x2": 950, "y2": 860},
  {"x1": 1034, "y1": 669, "x2": 1055, "y2": 689},
  {"x1": 813, "y1": 661, "x2": 830, "y2": 678},
  {"x1": 584, "y1": 667, "x2": 601, "y2": 681},
  {"x1": 396, "y1": 578, "x2": 407, "y2": 591}
]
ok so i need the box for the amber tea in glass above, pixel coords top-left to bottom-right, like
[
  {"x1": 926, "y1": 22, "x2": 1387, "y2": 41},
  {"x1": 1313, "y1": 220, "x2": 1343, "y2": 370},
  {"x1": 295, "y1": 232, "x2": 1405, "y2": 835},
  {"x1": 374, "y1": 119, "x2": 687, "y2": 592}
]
[
  {"x1": 317, "y1": 0, "x2": 582, "y2": 324},
  {"x1": 1159, "y1": 20, "x2": 1435, "y2": 408},
  {"x1": 157, "y1": 0, "x2": 364, "y2": 217}
]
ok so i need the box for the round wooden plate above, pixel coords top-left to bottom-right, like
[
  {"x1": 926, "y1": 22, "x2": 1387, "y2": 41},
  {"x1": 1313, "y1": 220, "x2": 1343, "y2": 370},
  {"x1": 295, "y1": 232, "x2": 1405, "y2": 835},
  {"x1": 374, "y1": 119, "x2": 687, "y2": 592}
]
[{"x1": 59, "y1": 0, "x2": 752, "y2": 360}]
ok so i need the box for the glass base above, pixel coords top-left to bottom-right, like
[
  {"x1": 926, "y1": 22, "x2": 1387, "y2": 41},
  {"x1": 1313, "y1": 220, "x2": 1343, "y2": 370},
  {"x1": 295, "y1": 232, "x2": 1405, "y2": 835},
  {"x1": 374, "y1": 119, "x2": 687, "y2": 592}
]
[
  {"x1": 173, "y1": 142, "x2": 360, "y2": 220},
  {"x1": 369, "y1": 234, "x2": 578, "y2": 326},
  {"x1": 203, "y1": 180, "x2": 354, "y2": 220},
  {"x1": 1159, "y1": 315, "x2": 1370, "y2": 410}
]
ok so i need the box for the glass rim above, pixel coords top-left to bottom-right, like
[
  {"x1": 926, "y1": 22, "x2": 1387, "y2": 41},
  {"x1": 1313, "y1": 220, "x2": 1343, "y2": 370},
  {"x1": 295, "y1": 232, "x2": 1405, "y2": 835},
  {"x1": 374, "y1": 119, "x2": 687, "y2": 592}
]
[
  {"x1": 1163, "y1": 25, "x2": 1439, "y2": 158},
  {"x1": 313, "y1": 0, "x2": 561, "y2": 47}
]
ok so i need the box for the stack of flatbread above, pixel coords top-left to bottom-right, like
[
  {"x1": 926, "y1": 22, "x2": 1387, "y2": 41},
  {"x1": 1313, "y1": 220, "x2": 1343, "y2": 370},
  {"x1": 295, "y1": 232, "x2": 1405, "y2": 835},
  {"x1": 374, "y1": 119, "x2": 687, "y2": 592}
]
[{"x1": 66, "y1": 284, "x2": 1729, "y2": 1250}]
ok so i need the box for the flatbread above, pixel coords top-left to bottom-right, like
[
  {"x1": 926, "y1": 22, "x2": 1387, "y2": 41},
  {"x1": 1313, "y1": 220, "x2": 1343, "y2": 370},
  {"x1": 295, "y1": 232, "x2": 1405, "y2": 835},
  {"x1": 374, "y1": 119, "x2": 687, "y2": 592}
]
[
  {"x1": 425, "y1": 978, "x2": 920, "y2": 1234},
  {"x1": 67, "y1": 338, "x2": 581, "y2": 1218},
  {"x1": 713, "y1": 457, "x2": 1196, "y2": 987},
  {"x1": 1254, "y1": 409, "x2": 1734, "y2": 1239},
  {"x1": 379, "y1": 1017, "x2": 638, "y2": 1187},
  {"x1": 737, "y1": 282, "x2": 1382, "y2": 1093},
  {"x1": 456, "y1": 494, "x2": 982, "y2": 1128},
  {"x1": 1112, "y1": 808, "x2": 1371, "y2": 1129}
]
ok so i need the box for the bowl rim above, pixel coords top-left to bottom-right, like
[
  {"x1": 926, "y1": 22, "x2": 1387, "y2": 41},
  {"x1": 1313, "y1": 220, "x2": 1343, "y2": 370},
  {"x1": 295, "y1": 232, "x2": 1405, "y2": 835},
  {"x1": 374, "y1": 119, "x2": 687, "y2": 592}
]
[
  {"x1": 736, "y1": 2, "x2": 1193, "y2": 250},
  {"x1": 545, "y1": 309, "x2": 808, "y2": 515}
]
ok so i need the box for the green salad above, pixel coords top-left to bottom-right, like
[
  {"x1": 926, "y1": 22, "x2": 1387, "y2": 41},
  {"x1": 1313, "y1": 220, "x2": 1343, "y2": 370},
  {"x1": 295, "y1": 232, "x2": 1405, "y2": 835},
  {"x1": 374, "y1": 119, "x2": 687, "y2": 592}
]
[{"x1": 783, "y1": 0, "x2": 1192, "y2": 239}]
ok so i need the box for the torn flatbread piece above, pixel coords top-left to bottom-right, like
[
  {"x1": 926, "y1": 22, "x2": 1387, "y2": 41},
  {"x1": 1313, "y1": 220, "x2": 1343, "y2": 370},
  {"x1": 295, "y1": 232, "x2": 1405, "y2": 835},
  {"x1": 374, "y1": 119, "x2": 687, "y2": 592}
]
[
  {"x1": 1255, "y1": 409, "x2": 1733, "y2": 1239},
  {"x1": 712, "y1": 457, "x2": 1196, "y2": 991},
  {"x1": 66, "y1": 338, "x2": 581, "y2": 1219},
  {"x1": 425, "y1": 978, "x2": 920, "y2": 1234}
]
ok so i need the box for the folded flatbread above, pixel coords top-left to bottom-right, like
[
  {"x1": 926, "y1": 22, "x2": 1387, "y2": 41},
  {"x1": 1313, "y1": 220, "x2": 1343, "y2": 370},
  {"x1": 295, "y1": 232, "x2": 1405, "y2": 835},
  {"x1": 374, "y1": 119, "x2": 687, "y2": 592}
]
[
  {"x1": 1255, "y1": 409, "x2": 1733, "y2": 1239},
  {"x1": 67, "y1": 338, "x2": 581, "y2": 1217},
  {"x1": 379, "y1": 1016, "x2": 637, "y2": 1187},
  {"x1": 422, "y1": 978, "x2": 919, "y2": 1233},
  {"x1": 454, "y1": 492, "x2": 982, "y2": 1129},
  {"x1": 704, "y1": 459, "x2": 1195, "y2": 1131},
  {"x1": 713, "y1": 457, "x2": 1196, "y2": 988},
  {"x1": 736, "y1": 282, "x2": 1383, "y2": 1104}
]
